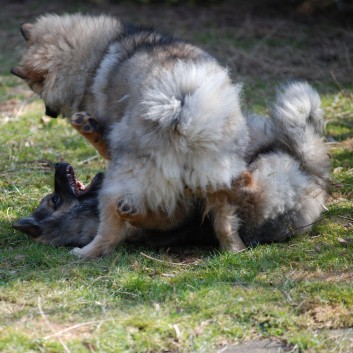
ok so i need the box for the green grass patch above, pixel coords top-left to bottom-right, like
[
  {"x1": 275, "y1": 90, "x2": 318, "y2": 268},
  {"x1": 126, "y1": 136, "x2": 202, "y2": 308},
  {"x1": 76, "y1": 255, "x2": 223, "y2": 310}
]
[
  {"x1": 1, "y1": 2, "x2": 353, "y2": 352},
  {"x1": 1, "y1": 95, "x2": 353, "y2": 351}
]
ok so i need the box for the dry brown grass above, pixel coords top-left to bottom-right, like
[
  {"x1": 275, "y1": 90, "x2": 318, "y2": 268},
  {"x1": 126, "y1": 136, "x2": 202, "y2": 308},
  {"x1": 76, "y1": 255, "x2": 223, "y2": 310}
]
[{"x1": 1, "y1": 1, "x2": 352, "y2": 88}]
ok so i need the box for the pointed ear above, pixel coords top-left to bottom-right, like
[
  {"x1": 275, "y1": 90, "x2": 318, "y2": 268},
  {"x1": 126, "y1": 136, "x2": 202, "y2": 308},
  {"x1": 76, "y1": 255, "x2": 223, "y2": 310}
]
[
  {"x1": 11, "y1": 66, "x2": 28, "y2": 79},
  {"x1": 20, "y1": 23, "x2": 33, "y2": 41},
  {"x1": 90, "y1": 172, "x2": 105, "y2": 192},
  {"x1": 13, "y1": 217, "x2": 42, "y2": 238}
]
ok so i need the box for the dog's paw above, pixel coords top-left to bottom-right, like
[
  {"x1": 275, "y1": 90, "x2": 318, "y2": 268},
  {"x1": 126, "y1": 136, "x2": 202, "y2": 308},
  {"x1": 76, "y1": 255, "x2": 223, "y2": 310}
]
[
  {"x1": 219, "y1": 239, "x2": 246, "y2": 253},
  {"x1": 71, "y1": 246, "x2": 99, "y2": 259},
  {"x1": 71, "y1": 247, "x2": 86, "y2": 257},
  {"x1": 69, "y1": 112, "x2": 109, "y2": 159},
  {"x1": 69, "y1": 112, "x2": 101, "y2": 133},
  {"x1": 117, "y1": 198, "x2": 137, "y2": 216}
]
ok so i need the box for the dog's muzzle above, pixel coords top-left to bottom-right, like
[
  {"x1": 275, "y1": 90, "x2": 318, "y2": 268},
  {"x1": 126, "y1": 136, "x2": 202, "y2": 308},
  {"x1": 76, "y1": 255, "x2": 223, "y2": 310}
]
[{"x1": 45, "y1": 105, "x2": 59, "y2": 118}]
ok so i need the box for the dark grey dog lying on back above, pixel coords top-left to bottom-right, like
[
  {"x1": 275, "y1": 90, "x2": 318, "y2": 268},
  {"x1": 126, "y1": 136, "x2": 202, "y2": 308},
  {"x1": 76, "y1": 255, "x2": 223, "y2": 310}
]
[
  {"x1": 13, "y1": 82, "x2": 330, "y2": 249},
  {"x1": 13, "y1": 162, "x2": 217, "y2": 248}
]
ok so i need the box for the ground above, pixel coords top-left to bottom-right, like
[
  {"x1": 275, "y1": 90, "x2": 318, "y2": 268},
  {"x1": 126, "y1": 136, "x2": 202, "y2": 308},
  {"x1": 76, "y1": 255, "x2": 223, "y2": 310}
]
[{"x1": 0, "y1": 1, "x2": 353, "y2": 352}]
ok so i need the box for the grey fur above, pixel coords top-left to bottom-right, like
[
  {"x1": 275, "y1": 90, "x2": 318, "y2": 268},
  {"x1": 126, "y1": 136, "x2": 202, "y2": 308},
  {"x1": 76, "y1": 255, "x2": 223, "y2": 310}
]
[
  {"x1": 13, "y1": 14, "x2": 250, "y2": 256},
  {"x1": 14, "y1": 82, "x2": 330, "y2": 249}
]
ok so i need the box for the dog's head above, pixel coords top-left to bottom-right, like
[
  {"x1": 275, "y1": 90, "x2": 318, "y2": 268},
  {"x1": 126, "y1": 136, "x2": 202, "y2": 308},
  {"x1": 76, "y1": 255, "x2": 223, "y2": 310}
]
[
  {"x1": 11, "y1": 14, "x2": 122, "y2": 119},
  {"x1": 11, "y1": 18, "x2": 71, "y2": 118},
  {"x1": 13, "y1": 163, "x2": 104, "y2": 246}
]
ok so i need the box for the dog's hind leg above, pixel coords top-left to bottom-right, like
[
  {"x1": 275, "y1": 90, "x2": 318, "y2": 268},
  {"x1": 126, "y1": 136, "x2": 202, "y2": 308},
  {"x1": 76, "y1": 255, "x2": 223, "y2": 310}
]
[
  {"x1": 205, "y1": 192, "x2": 245, "y2": 252},
  {"x1": 69, "y1": 112, "x2": 110, "y2": 159}
]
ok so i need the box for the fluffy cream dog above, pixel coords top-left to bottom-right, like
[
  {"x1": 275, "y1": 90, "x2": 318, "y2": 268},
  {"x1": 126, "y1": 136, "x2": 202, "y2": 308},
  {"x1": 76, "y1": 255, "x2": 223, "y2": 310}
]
[
  {"x1": 14, "y1": 82, "x2": 330, "y2": 250},
  {"x1": 12, "y1": 14, "x2": 249, "y2": 256}
]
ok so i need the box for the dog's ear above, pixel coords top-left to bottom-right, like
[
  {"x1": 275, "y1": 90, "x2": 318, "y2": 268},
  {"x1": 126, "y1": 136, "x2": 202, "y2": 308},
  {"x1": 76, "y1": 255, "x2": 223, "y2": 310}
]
[
  {"x1": 13, "y1": 217, "x2": 42, "y2": 238},
  {"x1": 20, "y1": 23, "x2": 33, "y2": 41},
  {"x1": 90, "y1": 172, "x2": 105, "y2": 193},
  {"x1": 11, "y1": 66, "x2": 28, "y2": 79},
  {"x1": 233, "y1": 171, "x2": 255, "y2": 189}
]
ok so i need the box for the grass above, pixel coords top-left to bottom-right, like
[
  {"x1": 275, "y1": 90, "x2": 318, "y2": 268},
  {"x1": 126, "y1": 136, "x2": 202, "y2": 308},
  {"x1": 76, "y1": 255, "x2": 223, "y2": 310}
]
[{"x1": 1, "y1": 1, "x2": 353, "y2": 352}]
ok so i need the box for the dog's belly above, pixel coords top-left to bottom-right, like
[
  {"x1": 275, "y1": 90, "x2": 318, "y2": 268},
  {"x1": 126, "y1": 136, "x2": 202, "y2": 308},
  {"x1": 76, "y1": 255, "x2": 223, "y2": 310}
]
[
  {"x1": 101, "y1": 157, "x2": 185, "y2": 215},
  {"x1": 103, "y1": 145, "x2": 247, "y2": 218}
]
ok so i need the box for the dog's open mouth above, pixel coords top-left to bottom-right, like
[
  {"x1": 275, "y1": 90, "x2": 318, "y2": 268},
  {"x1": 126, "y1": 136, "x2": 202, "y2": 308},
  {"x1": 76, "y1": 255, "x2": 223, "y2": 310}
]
[
  {"x1": 57, "y1": 163, "x2": 103, "y2": 197},
  {"x1": 65, "y1": 165, "x2": 86, "y2": 195}
]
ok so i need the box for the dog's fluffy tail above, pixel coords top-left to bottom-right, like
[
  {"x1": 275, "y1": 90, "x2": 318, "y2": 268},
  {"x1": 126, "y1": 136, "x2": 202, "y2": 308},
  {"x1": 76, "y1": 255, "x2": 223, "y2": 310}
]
[
  {"x1": 271, "y1": 81, "x2": 330, "y2": 182},
  {"x1": 141, "y1": 61, "x2": 245, "y2": 153}
]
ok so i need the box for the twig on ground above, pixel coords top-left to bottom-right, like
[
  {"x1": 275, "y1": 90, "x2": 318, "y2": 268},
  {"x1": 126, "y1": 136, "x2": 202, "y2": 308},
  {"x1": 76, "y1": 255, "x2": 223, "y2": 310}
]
[
  {"x1": 322, "y1": 204, "x2": 329, "y2": 211},
  {"x1": 13, "y1": 99, "x2": 30, "y2": 120},
  {"x1": 6, "y1": 207, "x2": 13, "y2": 222},
  {"x1": 336, "y1": 215, "x2": 353, "y2": 222},
  {"x1": 78, "y1": 154, "x2": 100, "y2": 165},
  {"x1": 330, "y1": 71, "x2": 344, "y2": 92},
  {"x1": 43, "y1": 320, "x2": 101, "y2": 340},
  {"x1": 281, "y1": 217, "x2": 326, "y2": 239},
  {"x1": 38, "y1": 297, "x2": 71, "y2": 353}
]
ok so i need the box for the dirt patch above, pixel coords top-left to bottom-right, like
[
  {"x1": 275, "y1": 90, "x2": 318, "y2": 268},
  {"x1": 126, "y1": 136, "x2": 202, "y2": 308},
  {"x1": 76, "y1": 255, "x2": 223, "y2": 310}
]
[
  {"x1": 1, "y1": 0, "x2": 353, "y2": 90},
  {"x1": 297, "y1": 301, "x2": 353, "y2": 329},
  {"x1": 325, "y1": 328, "x2": 353, "y2": 351},
  {"x1": 289, "y1": 269, "x2": 353, "y2": 283},
  {"x1": 309, "y1": 304, "x2": 353, "y2": 328},
  {"x1": 342, "y1": 138, "x2": 353, "y2": 149}
]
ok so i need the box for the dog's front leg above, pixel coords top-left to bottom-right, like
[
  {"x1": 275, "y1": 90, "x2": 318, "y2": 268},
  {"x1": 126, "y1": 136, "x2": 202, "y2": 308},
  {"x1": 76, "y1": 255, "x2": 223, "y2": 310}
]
[
  {"x1": 72, "y1": 197, "x2": 127, "y2": 258},
  {"x1": 69, "y1": 112, "x2": 110, "y2": 160}
]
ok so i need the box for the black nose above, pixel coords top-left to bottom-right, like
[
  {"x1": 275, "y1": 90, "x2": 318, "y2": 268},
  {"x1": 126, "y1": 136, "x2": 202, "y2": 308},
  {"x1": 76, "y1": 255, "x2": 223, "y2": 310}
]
[{"x1": 45, "y1": 105, "x2": 59, "y2": 118}]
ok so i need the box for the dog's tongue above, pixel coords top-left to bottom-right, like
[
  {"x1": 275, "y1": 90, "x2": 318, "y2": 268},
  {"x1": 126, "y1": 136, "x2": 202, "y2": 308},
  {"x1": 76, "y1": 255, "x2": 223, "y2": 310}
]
[
  {"x1": 76, "y1": 180, "x2": 85, "y2": 192},
  {"x1": 66, "y1": 164, "x2": 86, "y2": 194}
]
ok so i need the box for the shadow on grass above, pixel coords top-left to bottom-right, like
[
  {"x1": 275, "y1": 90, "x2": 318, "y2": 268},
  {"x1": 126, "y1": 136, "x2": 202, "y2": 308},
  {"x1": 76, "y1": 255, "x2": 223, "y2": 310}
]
[{"x1": 1, "y1": 201, "x2": 352, "y2": 307}]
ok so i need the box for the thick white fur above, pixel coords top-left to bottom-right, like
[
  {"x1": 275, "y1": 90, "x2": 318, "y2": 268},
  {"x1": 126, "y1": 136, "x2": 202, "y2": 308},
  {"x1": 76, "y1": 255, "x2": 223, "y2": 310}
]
[
  {"x1": 92, "y1": 42, "x2": 126, "y2": 118},
  {"x1": 105, "y1": 60, "x2": 248, "y2": 215},
  {"x1": 20, "y1": 13, "x2": 249, "y2": 215},
  {"x1": 27, "y1": 14, "x2": 122, "y2": 116},
  {"x1": 238, "y1": 81, "x2": 329, "y2": 244},
  {"x1": 16, "y1": 14, "x2": 328, "y2": 254},
  {"x1": 17, "y1": 13, "x2": 249, "y2": 256},
  {"x1": 250, "y1": 151, "x2": 325, "y2": 224},
  {"x1": 271, "y1": 82, "x2": 329, "y2": 181},
  {"x1": 83, "y1": 81, "x2": 329, "y2": 249},
  {"x1": 66, "y1": 81, "x2": 330, "y2": 254},
  {"x1": 272, "y1": 81, "x2": 324, "y2": 133},
  {"x1": 245, "y1": 113, "x2": 275, "y2": 159}
]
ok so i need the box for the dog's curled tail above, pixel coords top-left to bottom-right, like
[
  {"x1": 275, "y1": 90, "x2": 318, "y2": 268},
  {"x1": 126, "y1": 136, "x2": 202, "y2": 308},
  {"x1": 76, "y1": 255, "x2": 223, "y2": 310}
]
[
  {"x1": 141, "y1": 61, "x2": 245, "y2": 153},
  {"x1": 272, "y1": 81, "x2": 324, "y2": 133},
  {"x1": 272, "y1": 81, "x2": 330, "y2": 181}
]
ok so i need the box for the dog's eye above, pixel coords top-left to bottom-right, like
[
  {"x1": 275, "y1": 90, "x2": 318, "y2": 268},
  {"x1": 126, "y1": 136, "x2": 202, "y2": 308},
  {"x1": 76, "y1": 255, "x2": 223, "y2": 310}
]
[{"x1": 51, "y1": 194, "x2": 60, "y2": 205}]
